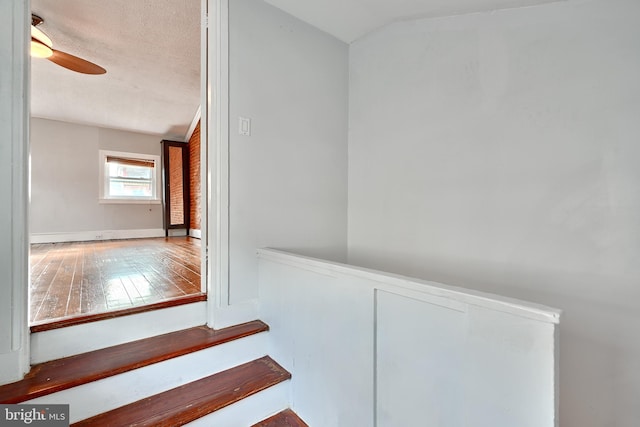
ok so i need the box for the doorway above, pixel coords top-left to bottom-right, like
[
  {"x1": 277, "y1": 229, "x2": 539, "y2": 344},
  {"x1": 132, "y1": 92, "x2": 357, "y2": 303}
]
[{"x1": 28, "y1": 0, "x2": 208, "y2": 328}]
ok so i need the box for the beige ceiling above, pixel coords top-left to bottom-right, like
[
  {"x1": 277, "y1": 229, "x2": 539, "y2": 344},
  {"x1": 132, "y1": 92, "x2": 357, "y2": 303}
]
[{"x1": 30, "y1": 0, "x2": 201, "y2": 141}]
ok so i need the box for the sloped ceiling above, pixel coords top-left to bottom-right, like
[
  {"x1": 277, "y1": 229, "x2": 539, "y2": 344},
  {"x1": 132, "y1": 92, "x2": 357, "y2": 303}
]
[
  {"x1": 30, "y1": 0, "x2": 201, "y2": 141},
  {"x1": 265, "y1": 0, "x2": 561, "y2": 43}
]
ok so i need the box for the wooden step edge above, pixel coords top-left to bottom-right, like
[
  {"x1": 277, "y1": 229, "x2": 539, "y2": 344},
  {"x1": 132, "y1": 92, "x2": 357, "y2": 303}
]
[
  {"x1": 71, "y1": 356, "x2": 291, "y2": 427},
  {"x1": 252, "y1": 408, "x2": 310, "y2": 427},
  {"x1": 0, "y1": 320, "x2": 269, "y2": 404},
  {"x1": 30, "y1": 293, "x2": 208, "y2": 333}
]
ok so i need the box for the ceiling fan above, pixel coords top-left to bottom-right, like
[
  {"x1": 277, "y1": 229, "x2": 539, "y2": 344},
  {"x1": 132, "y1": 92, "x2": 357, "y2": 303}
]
[{"x1": 31, "y1": 14, "x2": 106, "y2": 75}]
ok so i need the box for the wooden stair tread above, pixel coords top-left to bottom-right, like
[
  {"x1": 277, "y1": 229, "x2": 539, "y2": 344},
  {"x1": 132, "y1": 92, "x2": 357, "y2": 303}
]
[
  {"x1": 0, "y1": 320, "x2": 268, "y2": 403},
  {"x1": 252, "y1": 408, "x2": 309, "y2": 427},
  {"x1": 72, "y1": 356, "x2": 291, "y2": 427},
  {"x1": 30, "y1": 293, "x2": 208, "y2": 333}
]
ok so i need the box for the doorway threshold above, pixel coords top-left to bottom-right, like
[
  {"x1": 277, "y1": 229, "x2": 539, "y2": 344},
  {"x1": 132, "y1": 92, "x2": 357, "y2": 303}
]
[{"x1": 30, "y1": 293, "x2": 207, "y2": 333}]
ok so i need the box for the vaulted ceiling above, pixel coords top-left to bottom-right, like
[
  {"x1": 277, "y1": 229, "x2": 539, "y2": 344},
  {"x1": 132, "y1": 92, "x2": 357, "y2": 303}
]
[{"x1": 29, "y1": 0, "x2": 560, "y2": 140}]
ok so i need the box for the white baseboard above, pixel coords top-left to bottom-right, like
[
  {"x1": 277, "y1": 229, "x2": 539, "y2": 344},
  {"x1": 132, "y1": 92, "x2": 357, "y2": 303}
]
[
  {"x1": 30, "y1": 228, "x2": 166, "y2": 244},
  {"x1": 189, "y1": 229, "x2": 202, "y2": 239},
  {"x1": 168, "y1": 229, "x2": 188, "y2": 237}
]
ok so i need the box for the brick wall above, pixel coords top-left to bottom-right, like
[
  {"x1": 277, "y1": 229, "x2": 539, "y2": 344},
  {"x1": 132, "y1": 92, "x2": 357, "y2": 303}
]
[
  {"x1": 188, "y1": 121, "x2": 201, "y2": 231},
  {"x1": 168, "y1": 146, "x2": 185, "y2": 225}
]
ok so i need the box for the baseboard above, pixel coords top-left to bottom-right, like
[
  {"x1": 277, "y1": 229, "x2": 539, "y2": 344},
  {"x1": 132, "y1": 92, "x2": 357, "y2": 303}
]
[
  {"x1": 189, "y1": 229, "x2": 202, "y2": 239},
  {"x1": 30, "y1": 229, "x2": 166, "y2": 244}
]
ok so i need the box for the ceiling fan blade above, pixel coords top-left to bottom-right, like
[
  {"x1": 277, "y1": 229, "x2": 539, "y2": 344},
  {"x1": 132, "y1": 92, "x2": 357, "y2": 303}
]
[{"x1": 47, "y1": 50, "x2": 106, "y2": 75}]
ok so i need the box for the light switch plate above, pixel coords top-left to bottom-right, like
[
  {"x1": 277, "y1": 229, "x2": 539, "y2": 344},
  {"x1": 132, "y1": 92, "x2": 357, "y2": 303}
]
[{"x1": 239, "y1": 117, "x2": 251, "y2": 136}]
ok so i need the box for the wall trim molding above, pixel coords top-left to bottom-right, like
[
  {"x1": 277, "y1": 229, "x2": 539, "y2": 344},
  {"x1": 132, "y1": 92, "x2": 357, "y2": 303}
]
[
  {"x1": 189, "y1": 229, "x2": 202, "y2": 239},
  {"x1": 258, "y1": 248, "x2": 561, "y2": 324},
  {"x1": 185, "y1": 105, "x2": 202, "y2": 142},
  {"x1": 31, "y1": 228, "x2": 166, "y2": 244},
  {"x1": 0, "y1": 0, "x2": 30, "y2": 385},
  {"x1": 207, "y1": 0, "x2": 232, "y2": 327}
]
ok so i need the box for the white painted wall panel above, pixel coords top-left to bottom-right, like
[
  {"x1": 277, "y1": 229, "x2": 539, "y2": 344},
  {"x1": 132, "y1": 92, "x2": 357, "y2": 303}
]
[
  {"x1": 348, "y1": 0, "x2": 640, "y2": 425},
  {"x1": 463, "y1": 305, "x2": 556, "y2": 425},
  {"x1": 228, "y1": 0, "x2": 349, "y2": 304},
  {"x1": 377, "y1": 291, "x2": 555, "y2": 426},
  {"x1": 259, "y1": 260, "x2": 374, "y2": 426},
  {"x1": 259, "y1": 249, "x2": 559, "y2": 426},
  {"x1": 376, "y1": 290, "x2": 467, "y2": 426}
]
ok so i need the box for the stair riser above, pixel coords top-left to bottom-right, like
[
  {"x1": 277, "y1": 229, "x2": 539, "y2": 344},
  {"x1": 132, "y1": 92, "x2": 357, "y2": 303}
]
[
  {"x1": 27, "y1": 332, "x2": 268, "y2": 423},
  {"x1": 31, "y1": 302, "x2": 207, "y2": 364},
  {"x1": 184, "y1": 380, "x2": 290, "y2": 427}
]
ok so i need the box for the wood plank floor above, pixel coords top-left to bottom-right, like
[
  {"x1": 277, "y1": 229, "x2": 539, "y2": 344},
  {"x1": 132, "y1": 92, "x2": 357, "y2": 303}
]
[{"x1": 30, "y1": 237, "x2": 202, "y2": 325}]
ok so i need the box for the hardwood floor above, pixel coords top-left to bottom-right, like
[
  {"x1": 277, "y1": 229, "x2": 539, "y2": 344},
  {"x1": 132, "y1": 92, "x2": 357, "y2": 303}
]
[{"x1": 30, "y1": 237, "x2": 202, "y2": 325}]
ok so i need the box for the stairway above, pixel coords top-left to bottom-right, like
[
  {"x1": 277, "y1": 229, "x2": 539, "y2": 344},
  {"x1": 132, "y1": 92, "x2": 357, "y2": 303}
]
[
  {"x1": 0, "y1": 320, "x2": 308, "y2": 426},
  {"x1": 252, "y1": 409, "x2": 309, "y2": 427}
]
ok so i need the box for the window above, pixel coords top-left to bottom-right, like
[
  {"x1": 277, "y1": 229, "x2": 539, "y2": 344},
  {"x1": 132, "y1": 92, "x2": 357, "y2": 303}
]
[{"x1": 99, "y1": 150, "x2": 161, "y2": 203}]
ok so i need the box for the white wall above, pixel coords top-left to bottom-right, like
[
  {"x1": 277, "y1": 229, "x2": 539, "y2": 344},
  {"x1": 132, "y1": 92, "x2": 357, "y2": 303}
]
[
  {"x1": 30, "y1": 118, "x2": 164, "y2": 237},
  {"x1": 348, "y1": 0, "x2": 640, "y2": 426},
  {"x1": 228, "y1": 0, "x2": 348, "y2": 303}
]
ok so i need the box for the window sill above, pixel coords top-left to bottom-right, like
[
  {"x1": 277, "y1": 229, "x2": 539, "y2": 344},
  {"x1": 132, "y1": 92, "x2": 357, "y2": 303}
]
[{"x1": 99, "y1": 198, "x2": 162, "y2": 205}]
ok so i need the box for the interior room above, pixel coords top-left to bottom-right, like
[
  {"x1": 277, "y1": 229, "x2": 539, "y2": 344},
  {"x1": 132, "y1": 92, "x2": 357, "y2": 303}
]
[
  {"x1": 1, "y1": 0, "x2": 638, "y2": 425},
  {"x1": 28, "y1": 0, "x2": 205, "y2": 327}
]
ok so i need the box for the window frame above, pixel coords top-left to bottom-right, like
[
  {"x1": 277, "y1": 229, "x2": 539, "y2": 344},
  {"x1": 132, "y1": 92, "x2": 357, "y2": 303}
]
[{"x1": 98, "y1": 149, "x2": 162, "y2": 204}]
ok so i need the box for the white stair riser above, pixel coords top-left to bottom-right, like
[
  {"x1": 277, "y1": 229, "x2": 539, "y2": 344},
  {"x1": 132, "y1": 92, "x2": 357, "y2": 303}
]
[
  {"x1": 185, "y1": 380, "x2": 291, "y2": 427},
  {"x1": 31, "y1": 302, "x2": 207, "y2": 364},
  {"x1": 27, "y1": 332, "x2": 268, "y2": 423}
]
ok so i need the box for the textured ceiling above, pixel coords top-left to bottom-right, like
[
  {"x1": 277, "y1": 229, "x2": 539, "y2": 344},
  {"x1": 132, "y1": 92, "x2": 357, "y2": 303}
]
[
  {"x1": 265, "y1": 0, "x2": 561, "y2": 43},
  {"x1": 30, "y1": 0, "x2": 200, "y2": 141}
]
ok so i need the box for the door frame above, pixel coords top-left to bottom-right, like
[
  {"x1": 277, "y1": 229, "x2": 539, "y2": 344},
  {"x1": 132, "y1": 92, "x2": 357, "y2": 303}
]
[
  {"x1": 205, "y1": 0, "x2": 233, "y2": 328},
  {"x1": 0, "y1": 0, "x2": 30, "y2": 384}
]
